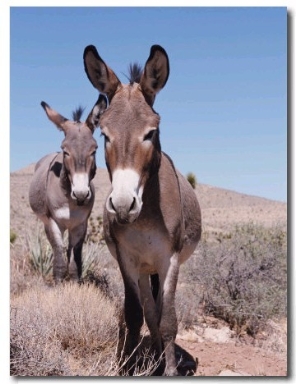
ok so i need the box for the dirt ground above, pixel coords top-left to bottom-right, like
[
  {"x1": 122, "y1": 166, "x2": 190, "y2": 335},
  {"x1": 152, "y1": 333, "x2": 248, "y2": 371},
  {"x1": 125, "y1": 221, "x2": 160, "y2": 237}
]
[
  {"x1": 176, "y1": 319, "x2": 287, "y2": 376},
  {"x1": 179, "y1": 340, "x2": 286, "y2": 376}
]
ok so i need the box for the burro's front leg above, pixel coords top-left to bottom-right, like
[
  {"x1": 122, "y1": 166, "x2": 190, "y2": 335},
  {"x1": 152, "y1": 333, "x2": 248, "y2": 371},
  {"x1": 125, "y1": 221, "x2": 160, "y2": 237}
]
[
  {"x1": 159, "y1": 254, "x2": 180, "y2": 376},
  {"x1": 67, "y1": 223, "x2": 87, "y2": 281},
  {"x1": 44, "y1": 219, "x2": 66, "y2": 282},
  {"x1": 139, "y1": 274, "x2": 162, "y2": 357},
  {"x1": 117, "y1": 264, "x2": 143, "y2": 375}
]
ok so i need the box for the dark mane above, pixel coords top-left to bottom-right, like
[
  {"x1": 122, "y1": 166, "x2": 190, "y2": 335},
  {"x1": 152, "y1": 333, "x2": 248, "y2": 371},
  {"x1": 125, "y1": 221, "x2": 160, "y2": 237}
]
[
  {"x1": 127, "y1": 63, "x2": 143, "y2": 85},
  {"x1": 72, "y1": 106, "x2": 85, "y2": 122}
]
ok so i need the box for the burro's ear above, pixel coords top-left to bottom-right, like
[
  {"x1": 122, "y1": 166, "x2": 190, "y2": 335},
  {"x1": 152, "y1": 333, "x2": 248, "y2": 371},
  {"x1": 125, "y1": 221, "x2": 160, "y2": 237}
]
[
  {"x1": 41, "y1": 101, "x2": 68, "y2": 131},
  {"x1": 86, "y1": 94, "x2": 108, "y2": 132},
  {"x1": 139, "y1": 45, "x2": 170, "y2": 106},
  {"x1": 83, "y1": 45, "x2": 121, "y2": 103}
]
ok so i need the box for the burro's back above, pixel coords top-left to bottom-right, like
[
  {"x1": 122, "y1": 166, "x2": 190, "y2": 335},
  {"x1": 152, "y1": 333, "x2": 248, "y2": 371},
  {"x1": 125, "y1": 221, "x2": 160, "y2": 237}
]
[
  {"x1": 84, "y1": 44, "x2": 202, "y2": 375},
  {"x1": 176, "y1": 165, "x2": 202, "y2": 262}
]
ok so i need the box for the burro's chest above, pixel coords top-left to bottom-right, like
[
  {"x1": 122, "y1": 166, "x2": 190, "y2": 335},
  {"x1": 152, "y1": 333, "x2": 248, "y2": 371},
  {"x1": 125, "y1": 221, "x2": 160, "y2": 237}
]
[
  {"x1": 124, "y1": 225, "x2": 169, "y2": 251},
  {"x1": 107, "y1": 220, "x2": 174, "y2": 273},
  {"x1": 51, "y1": 200, "x2": 92, "y2": 230}
]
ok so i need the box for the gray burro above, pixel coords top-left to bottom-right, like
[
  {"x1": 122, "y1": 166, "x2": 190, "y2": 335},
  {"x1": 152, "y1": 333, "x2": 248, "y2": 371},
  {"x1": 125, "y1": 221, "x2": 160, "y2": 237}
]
[
  {"x1": 29, "y1": 95, "x2": 106, "y2": 282},
  {"x1": 83, "y1": 44, "x2": 202, "y2": 376}
]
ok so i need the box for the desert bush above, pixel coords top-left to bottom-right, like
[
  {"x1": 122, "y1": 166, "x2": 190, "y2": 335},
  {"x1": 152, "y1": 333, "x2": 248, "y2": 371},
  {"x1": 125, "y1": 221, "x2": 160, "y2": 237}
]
[
  {"x1": 86, "y1": 215, "x2": 104, "y2": 243},
  {"x1": 179, "y1": 223, "x2": 287, "y2": 336},
  {"x1": 10, "y1": 283, "x2": 119, "y2": 376},
  {"x1": 10, "y1": 229, "x2": 17, "y2": 244},
  {"x1": 186, "y1": 172, "x2": 197, "y2": 189}
]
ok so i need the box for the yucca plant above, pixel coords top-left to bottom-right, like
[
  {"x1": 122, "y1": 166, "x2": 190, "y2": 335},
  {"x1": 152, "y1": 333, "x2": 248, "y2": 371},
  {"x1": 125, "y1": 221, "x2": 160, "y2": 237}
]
[
  {"x1": 27, "y1": 225, "x2": 105, "y2": 280},
  {"x1": 82, "y1": 242, "x2": 103, "y2": 278},
  {"x1": 27, "y1": 227, "x2": 53, "y2": 277}
]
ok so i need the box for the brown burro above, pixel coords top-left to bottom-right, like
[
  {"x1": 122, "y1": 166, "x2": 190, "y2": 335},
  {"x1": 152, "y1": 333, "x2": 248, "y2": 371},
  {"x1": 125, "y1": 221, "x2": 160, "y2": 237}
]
[
  {"x1": 83, "y1": 44, "x2": 202, "y2": 376},
  {"x1": 29, "y1": 95, "x2": 106, "y2": 282}
]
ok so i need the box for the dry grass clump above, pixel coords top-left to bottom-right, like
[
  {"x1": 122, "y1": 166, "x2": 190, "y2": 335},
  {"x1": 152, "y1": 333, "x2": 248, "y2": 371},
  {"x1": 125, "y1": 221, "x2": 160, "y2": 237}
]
[
  {"x1": 178, "y1": 223, "x2": 287, "y2": 337},
  {"x1": 10, "y1": 283, "x2": 119, "y2": 376},
  {"x1": 10, "y1": 241, "x2": 47, "y2": 296}
]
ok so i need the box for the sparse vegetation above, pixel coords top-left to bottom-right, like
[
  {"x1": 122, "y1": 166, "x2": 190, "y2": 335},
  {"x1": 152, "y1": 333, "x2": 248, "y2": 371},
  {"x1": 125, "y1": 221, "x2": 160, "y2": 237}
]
[
  {"x1": 186, "y1": 172, "x2": 197, "y2": 189},
  {"x1": 10, "y1": 220, "x2": 287, "y2": 376},
  {"x1": 26, "y1": 225, "x2": 107, "y2": 281},
  {"x1": 179, "y1": 223, "x2": 287, "y2": 337}
]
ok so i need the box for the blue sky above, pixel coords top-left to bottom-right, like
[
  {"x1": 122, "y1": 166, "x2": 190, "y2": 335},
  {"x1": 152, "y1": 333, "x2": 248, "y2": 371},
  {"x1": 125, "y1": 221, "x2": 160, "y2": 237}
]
[{"x1": 10, "y1": 6, "x2": 287, "y2": 201}]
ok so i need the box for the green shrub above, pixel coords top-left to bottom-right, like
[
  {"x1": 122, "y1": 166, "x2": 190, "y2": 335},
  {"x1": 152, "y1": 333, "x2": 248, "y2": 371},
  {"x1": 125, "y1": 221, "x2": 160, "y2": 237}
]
[
  {"x1": 10, "y1": 229, "x2": 17, "y2": 244},
  {"x1": 186, "y1": 172, "x2": 197, "y2": 189}
]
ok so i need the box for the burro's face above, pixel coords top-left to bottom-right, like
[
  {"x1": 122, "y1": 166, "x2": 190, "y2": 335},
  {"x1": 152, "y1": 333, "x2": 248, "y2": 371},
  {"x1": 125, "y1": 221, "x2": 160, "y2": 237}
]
[
  {"x1": 40, "y1": 95, "x2": 107, "y2": 206},
  {"x1": 61, "y1": 124, "x2": 98, "y2": 205},
  {"x1": 100, "y1": 85, "x2": 161, "y2": 224},
  {"x1": 83, "y1": 44, "x2": 170, "y2": 223}
]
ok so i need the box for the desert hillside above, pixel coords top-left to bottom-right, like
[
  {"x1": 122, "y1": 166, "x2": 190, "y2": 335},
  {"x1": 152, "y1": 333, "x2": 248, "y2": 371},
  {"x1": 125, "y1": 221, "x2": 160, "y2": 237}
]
[{"x1": 10, "y1": 164, "x2": 287, "y2": 241}]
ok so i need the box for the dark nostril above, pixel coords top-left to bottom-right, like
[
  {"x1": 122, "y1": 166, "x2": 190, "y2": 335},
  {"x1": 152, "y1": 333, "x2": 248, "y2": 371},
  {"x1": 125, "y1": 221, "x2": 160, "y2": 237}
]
[
  {"x1": 72, "y1": 191, "x2": 79, "y2": 201},
  {"x1": 129, "y1": 197, "x2": 136, "y2": 212},
  {"x1": 110, "y1": 197, "x2": 116, "y2": 212}
]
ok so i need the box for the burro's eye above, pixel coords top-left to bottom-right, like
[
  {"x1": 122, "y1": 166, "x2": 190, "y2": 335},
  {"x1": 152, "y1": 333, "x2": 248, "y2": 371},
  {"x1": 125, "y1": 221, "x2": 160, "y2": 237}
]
[{"x1": 143, "y1": 129, "x2": 156, "y2": 141}]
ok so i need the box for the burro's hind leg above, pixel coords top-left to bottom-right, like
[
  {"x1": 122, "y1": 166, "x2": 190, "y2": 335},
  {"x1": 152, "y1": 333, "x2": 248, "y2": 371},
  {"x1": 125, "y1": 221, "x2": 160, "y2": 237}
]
[
  {"x1": 159, "y1": 254, "x2": 180, "y2": 376},
  {"x1": 44, "y1": 218, "x2": 66, "y2": 282},
  {"x1": 67, "y1": 223, "x2": 87, "y2": 281}
]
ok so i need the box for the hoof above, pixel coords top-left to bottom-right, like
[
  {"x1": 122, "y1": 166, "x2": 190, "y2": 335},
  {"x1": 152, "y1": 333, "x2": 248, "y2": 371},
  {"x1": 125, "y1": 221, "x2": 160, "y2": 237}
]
[{"x1": 163, "y1": 367, "x2": 180, "y2": 376}]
